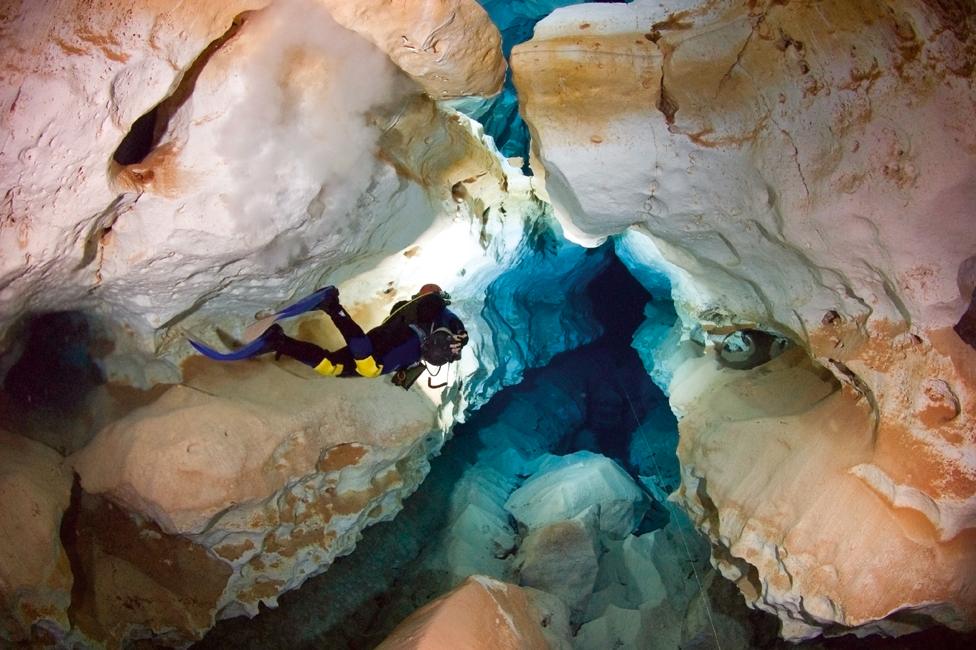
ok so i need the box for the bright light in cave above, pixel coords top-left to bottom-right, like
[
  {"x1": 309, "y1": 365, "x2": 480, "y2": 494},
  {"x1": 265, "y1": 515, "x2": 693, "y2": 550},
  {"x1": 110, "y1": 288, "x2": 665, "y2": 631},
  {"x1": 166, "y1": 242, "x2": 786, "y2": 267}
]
[{"x1": 194, "y1": 245, "x2": 723, "y2": 649}]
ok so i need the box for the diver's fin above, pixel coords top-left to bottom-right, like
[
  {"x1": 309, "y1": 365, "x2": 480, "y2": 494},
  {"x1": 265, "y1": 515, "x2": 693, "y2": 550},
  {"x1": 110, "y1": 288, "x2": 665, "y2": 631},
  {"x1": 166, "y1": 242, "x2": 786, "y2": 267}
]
[
  {"x1": 242, "y1": 313, "x2": 279, "y2": 343},
  {"x1": 188, "y1": 334, "x2": 273, "y2": 361},
  {"x1": 240, "y1": 285, "x2": 337, "y2": 343},
  {"x1": 275, "y1": 285, "x2": 337, "y2": 319}
]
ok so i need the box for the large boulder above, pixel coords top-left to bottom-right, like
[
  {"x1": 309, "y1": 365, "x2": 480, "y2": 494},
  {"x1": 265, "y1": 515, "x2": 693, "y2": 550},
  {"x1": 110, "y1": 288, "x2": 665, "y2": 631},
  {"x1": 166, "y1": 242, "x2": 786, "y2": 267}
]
[
  {"x1": 505, "y1": 451, "x2": 649, "y2": 539},
  {"x1": 67, "y1": 355, "x2": 438, "y2": 642},
  {"x1": 0, "y1": 430, "x2": 73, "y2": 644},
  {"x1": 515, "y1": 518, "x2": 599, "y2": 616},
  {"x1": 671, "y1": 346, "x2": 976, "y2": 639},
  {"x1": 376, "y1": 575, "x2": 549, "y2": 650}
]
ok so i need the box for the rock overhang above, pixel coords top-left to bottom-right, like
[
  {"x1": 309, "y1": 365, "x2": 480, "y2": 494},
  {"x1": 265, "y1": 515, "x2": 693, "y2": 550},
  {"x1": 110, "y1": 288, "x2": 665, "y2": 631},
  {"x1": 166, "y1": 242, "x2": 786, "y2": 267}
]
[
  {"x1": 1, "y1": 0, "x2": 974, "y2": 645},
  {"x1": 511, "y1": 0, "x2": 976, "y2": 640}
]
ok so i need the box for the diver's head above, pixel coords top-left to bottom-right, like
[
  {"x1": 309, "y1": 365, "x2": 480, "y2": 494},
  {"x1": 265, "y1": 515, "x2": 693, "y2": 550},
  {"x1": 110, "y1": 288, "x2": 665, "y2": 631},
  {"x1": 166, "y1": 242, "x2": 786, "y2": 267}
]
[{"x1": 414, "y1": 283, "x2": 450, "y2": 302}]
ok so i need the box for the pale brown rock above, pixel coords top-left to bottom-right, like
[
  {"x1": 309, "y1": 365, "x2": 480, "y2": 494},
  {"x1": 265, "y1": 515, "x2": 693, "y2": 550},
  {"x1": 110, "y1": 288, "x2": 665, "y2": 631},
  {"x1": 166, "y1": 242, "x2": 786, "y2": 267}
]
[
  {"x1": 671, "y1": 347, "x2": 976, "y2": 639},
  {"x1": 62, "y1": 493, "x2": 233, "y2": 649},
  {"x1": 69, "y1": 354, "x2": 439, "y2": 641},
  {"x1": 0, "y1": 429, "x2": 73, "y2": 643},
  {"x1": 376, "y1": 575, "x2": 550, "y2": 650},
  {"x1": 321, "y1": 0, "x2": 506, "y2": 98},
  {"x1": 513, "y1": 0, "x2": 976, "y2": 638},
  {"x1": 515, "y1": 518, "x2": 599, "y2": 616}
]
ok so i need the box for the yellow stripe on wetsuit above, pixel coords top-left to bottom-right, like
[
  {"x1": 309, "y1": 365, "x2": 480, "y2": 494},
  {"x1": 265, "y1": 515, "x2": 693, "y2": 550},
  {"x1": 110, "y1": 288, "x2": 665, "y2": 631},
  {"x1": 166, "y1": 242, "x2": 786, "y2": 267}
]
[
  {"x1": 354, "y1": 356, "x2": 382, "y2": 377},
  {"x1": 314, "y1": 359, "x2": 344, "y2": 376},
  {"x1": 313, "y1": 356, "x2": 382, "y2": 377}
]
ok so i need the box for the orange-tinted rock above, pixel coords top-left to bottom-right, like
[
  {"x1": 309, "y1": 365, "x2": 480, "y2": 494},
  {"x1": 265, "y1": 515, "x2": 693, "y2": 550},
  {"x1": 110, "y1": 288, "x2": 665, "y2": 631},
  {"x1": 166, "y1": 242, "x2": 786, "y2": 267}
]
[
  {"x1": 0, "y1": 430, "x2": 73, "y2": 643},
  {"x1": 514, "y1": 0, "x2": 976, "y2": 638},
  {"x1": 321, "y1": 0, "x2": 505, "y2": 98},
  {"x1": 62, "y1": 493, "x2": 232, "y2": 649},
  {"x1": 376, "y1": 576, "x2": 549, "y2": 650},
  {"x1": 671, "y1": 347, "x2": 976, "y2": 639},
  {"x1": 71, "y1": 357, "x2": 438, "y2": 635}
]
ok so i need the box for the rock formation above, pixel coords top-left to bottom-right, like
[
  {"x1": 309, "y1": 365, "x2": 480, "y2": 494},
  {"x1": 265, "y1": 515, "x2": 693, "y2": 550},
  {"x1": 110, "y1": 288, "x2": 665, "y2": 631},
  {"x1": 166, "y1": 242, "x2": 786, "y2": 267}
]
[
  {"x1": 513, "y1": 0, "x2": 976, "y2": 639},
  {"x1": 0, "y1": 0, "x2": 605, "y2": 646},
  {"x1": 375, "y1": 576, "x2": 550, "y2": 650},
  {"x1": 0, "y1": 0, "x2": 502, "y2": 379},
  {"x1": 1, "y1": 0, "x2": 974, "y2": 645},
  {"x1": 0, "y1": 430, "x2": 73, "y2": 644}
]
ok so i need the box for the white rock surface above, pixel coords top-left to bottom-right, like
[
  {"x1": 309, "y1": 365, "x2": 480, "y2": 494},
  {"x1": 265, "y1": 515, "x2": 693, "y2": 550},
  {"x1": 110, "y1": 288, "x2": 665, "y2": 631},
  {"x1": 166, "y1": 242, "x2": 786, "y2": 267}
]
[
  {"x1": 0, "y1": 0, "x2": 505, "y2": 384},
  {"x1": 513, "y1": 0, "x2": 976, "y2": 637},
  {"x1": 505, "y1": 451, "x2": 649, "y2": 539}
]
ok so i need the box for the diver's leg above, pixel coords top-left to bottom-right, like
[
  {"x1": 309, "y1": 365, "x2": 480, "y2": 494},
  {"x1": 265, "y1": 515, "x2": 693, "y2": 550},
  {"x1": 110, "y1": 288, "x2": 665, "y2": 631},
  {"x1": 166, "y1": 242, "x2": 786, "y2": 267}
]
[
  {"x1": 321, "y1": 302, "x2": 382, "y2": 377},
  {"x1": 264, "y1": 324, "x2": 347, "y2": 376}
]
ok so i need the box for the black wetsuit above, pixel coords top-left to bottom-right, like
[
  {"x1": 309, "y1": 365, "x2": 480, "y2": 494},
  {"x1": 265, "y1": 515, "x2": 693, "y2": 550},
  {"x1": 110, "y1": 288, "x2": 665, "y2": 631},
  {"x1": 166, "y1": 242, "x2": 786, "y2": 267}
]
[{"x1": 269, "y1": 293, "x2": 465, "y2": 377}]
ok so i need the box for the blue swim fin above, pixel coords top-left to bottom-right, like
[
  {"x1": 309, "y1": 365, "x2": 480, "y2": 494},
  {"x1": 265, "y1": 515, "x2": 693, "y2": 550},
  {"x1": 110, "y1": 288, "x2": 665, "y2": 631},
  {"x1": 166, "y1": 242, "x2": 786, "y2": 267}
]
[
  {"x1": 242, "y1": 285, "x2": 337, "y2": 342},
  {"x1": 274, "y1": 285, "x2": 337, "y2": 319},
  {"x1": 188, "y1": 333, "x2": 273, "y2": 361},
  {"x1": 189, "y1": 286, "x2": 337, "y2": 359}
]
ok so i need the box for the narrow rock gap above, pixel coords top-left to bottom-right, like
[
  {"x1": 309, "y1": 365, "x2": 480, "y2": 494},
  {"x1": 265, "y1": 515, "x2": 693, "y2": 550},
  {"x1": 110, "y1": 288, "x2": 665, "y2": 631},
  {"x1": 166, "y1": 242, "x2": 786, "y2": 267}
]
[
  {"x1": 111, "y1": 11, "x2": 252, "y2": 167},
  {"x1": 195, "y1": 245, "x2": 697, "y2": 648},
  {"x1": 0, "y1": 311, "x2": 105, "y2": 455},
  {"x1": 954, "y1": 286, "x2": 976, "y2": 350}
]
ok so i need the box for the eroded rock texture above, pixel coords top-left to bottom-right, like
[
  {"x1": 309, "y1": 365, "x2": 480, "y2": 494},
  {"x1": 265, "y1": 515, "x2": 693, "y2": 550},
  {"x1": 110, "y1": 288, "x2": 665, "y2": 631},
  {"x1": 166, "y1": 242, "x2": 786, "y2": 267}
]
[
  {"x1": 0, "y1": 430, "x2": 73, "y2": 643},
  {"x1": 513, "y1": 0, "x2": 976, "y2": 639},
  {"x1": 376, "y1": 576, "x2": 550, "y2": 650},
  {"x1": 0, "y1": 0, "x2": 601, "y2": 646},
  {"x1": 0, "y1": 0, "x2": 501, "y2": 382}
]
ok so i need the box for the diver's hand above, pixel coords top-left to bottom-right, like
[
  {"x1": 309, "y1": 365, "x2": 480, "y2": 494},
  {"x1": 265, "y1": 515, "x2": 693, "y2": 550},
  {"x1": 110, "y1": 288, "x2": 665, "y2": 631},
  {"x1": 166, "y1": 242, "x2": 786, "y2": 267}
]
[{"x1": 448, "y1": 331, "x2": 468, "y2": 356}]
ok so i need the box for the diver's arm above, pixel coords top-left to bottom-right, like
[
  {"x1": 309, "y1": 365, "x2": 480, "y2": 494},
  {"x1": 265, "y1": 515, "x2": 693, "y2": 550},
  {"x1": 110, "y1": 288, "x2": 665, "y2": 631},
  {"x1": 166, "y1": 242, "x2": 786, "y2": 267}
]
[{"x1": 441, "y1": 308, "x2": 466, "y2": 336}]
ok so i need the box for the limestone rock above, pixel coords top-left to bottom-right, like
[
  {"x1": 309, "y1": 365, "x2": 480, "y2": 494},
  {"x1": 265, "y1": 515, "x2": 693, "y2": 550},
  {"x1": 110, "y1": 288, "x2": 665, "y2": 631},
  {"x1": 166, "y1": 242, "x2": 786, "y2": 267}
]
[
  {"x1": 587, "y1": 533, "x2": 666, "y2": 621},
  {"x1": 522, "y1": 586, "x2": 574, "y2": 650},
  {"x1": 0, "y1": 430, "x2": 73, "y2": 644},
  {"x1": 505, "y1": 451, "x2": 648, "y2": 538},
  {"x1": 376, "y1": 575, "x2": 549, "y2": 650},
  {"x1": 441, "y1": 474, "x2": 518, "y2": 580},
  {"x1": 515, "y1": 518, "x2": 599, "y2": 616},
  {"x1": 672, "y1": 347, "x2": 976, "y2": 639},
  {"x1": 576, "y1": 516, "x2": 712, "y2": 650},
  {"x1": 0, "y1": 0, "x2": 505, "y2": 385},
  {"x1": 62, "y1": 492, "x2": 234, "y2": 649},
  {"x1": 321, "y1": 0, "x2": 505, "y2": 98},
  {"x1": 69, "y1": 356, "x2": 439, "y2": 640},
  {"x1": 513, "y1": 0, "x2": 976, "y2": 637},
  {"x1": 575, "y1": 604, "x2": 645, "y2": 650}
]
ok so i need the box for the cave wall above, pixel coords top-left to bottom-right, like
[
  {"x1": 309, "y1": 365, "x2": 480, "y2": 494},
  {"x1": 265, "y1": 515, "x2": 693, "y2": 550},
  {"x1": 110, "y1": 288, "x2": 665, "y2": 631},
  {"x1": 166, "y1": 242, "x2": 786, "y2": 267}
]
[
  {"x1": 2, "y1": 0, "x2": 975, "y2": 645},
  {"x1": 512, "y1": 0, "x2": 976, "y2": 639},
  {"x1": 0, "y1": 0, "x2": 503, "y2": 384},
  {"x1": 0, "y1": 0, "x2": 610, "y2": 646}
]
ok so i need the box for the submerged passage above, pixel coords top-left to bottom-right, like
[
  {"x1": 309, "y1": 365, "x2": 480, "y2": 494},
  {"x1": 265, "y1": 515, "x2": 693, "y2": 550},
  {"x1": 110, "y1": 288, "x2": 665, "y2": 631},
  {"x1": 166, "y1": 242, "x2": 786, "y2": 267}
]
[{"x1": 195, "y1": 249, "x2": 724, "y2": 649}]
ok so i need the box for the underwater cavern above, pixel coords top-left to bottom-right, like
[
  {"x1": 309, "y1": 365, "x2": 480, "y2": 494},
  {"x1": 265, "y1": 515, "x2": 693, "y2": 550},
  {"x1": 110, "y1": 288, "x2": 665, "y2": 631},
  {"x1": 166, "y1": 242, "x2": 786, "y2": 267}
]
[{"x1": 1, "y1": 1, "x2": 975, "y2": 649}]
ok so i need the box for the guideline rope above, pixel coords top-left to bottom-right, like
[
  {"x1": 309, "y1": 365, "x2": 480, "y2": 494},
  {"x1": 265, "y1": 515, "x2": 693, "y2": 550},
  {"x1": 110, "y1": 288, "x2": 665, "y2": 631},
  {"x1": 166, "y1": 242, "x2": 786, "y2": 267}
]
[{"x1": 620, "y1": 385, "x2": 723, "y2": 650}]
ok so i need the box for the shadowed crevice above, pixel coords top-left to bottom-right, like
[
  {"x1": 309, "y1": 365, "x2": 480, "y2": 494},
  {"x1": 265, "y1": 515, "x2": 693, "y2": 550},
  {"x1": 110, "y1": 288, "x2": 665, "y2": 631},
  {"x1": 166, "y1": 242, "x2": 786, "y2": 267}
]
[{"x1": 111, "y1": 11, "x2": 253, "y2": 166}]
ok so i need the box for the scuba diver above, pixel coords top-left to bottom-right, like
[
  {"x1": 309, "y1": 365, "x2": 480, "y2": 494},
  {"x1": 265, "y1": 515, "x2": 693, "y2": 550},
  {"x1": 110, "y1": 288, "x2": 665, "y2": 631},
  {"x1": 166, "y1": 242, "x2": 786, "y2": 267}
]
[{"x1": 191, "y1": 284, "x2": 468, "y2": 389}]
